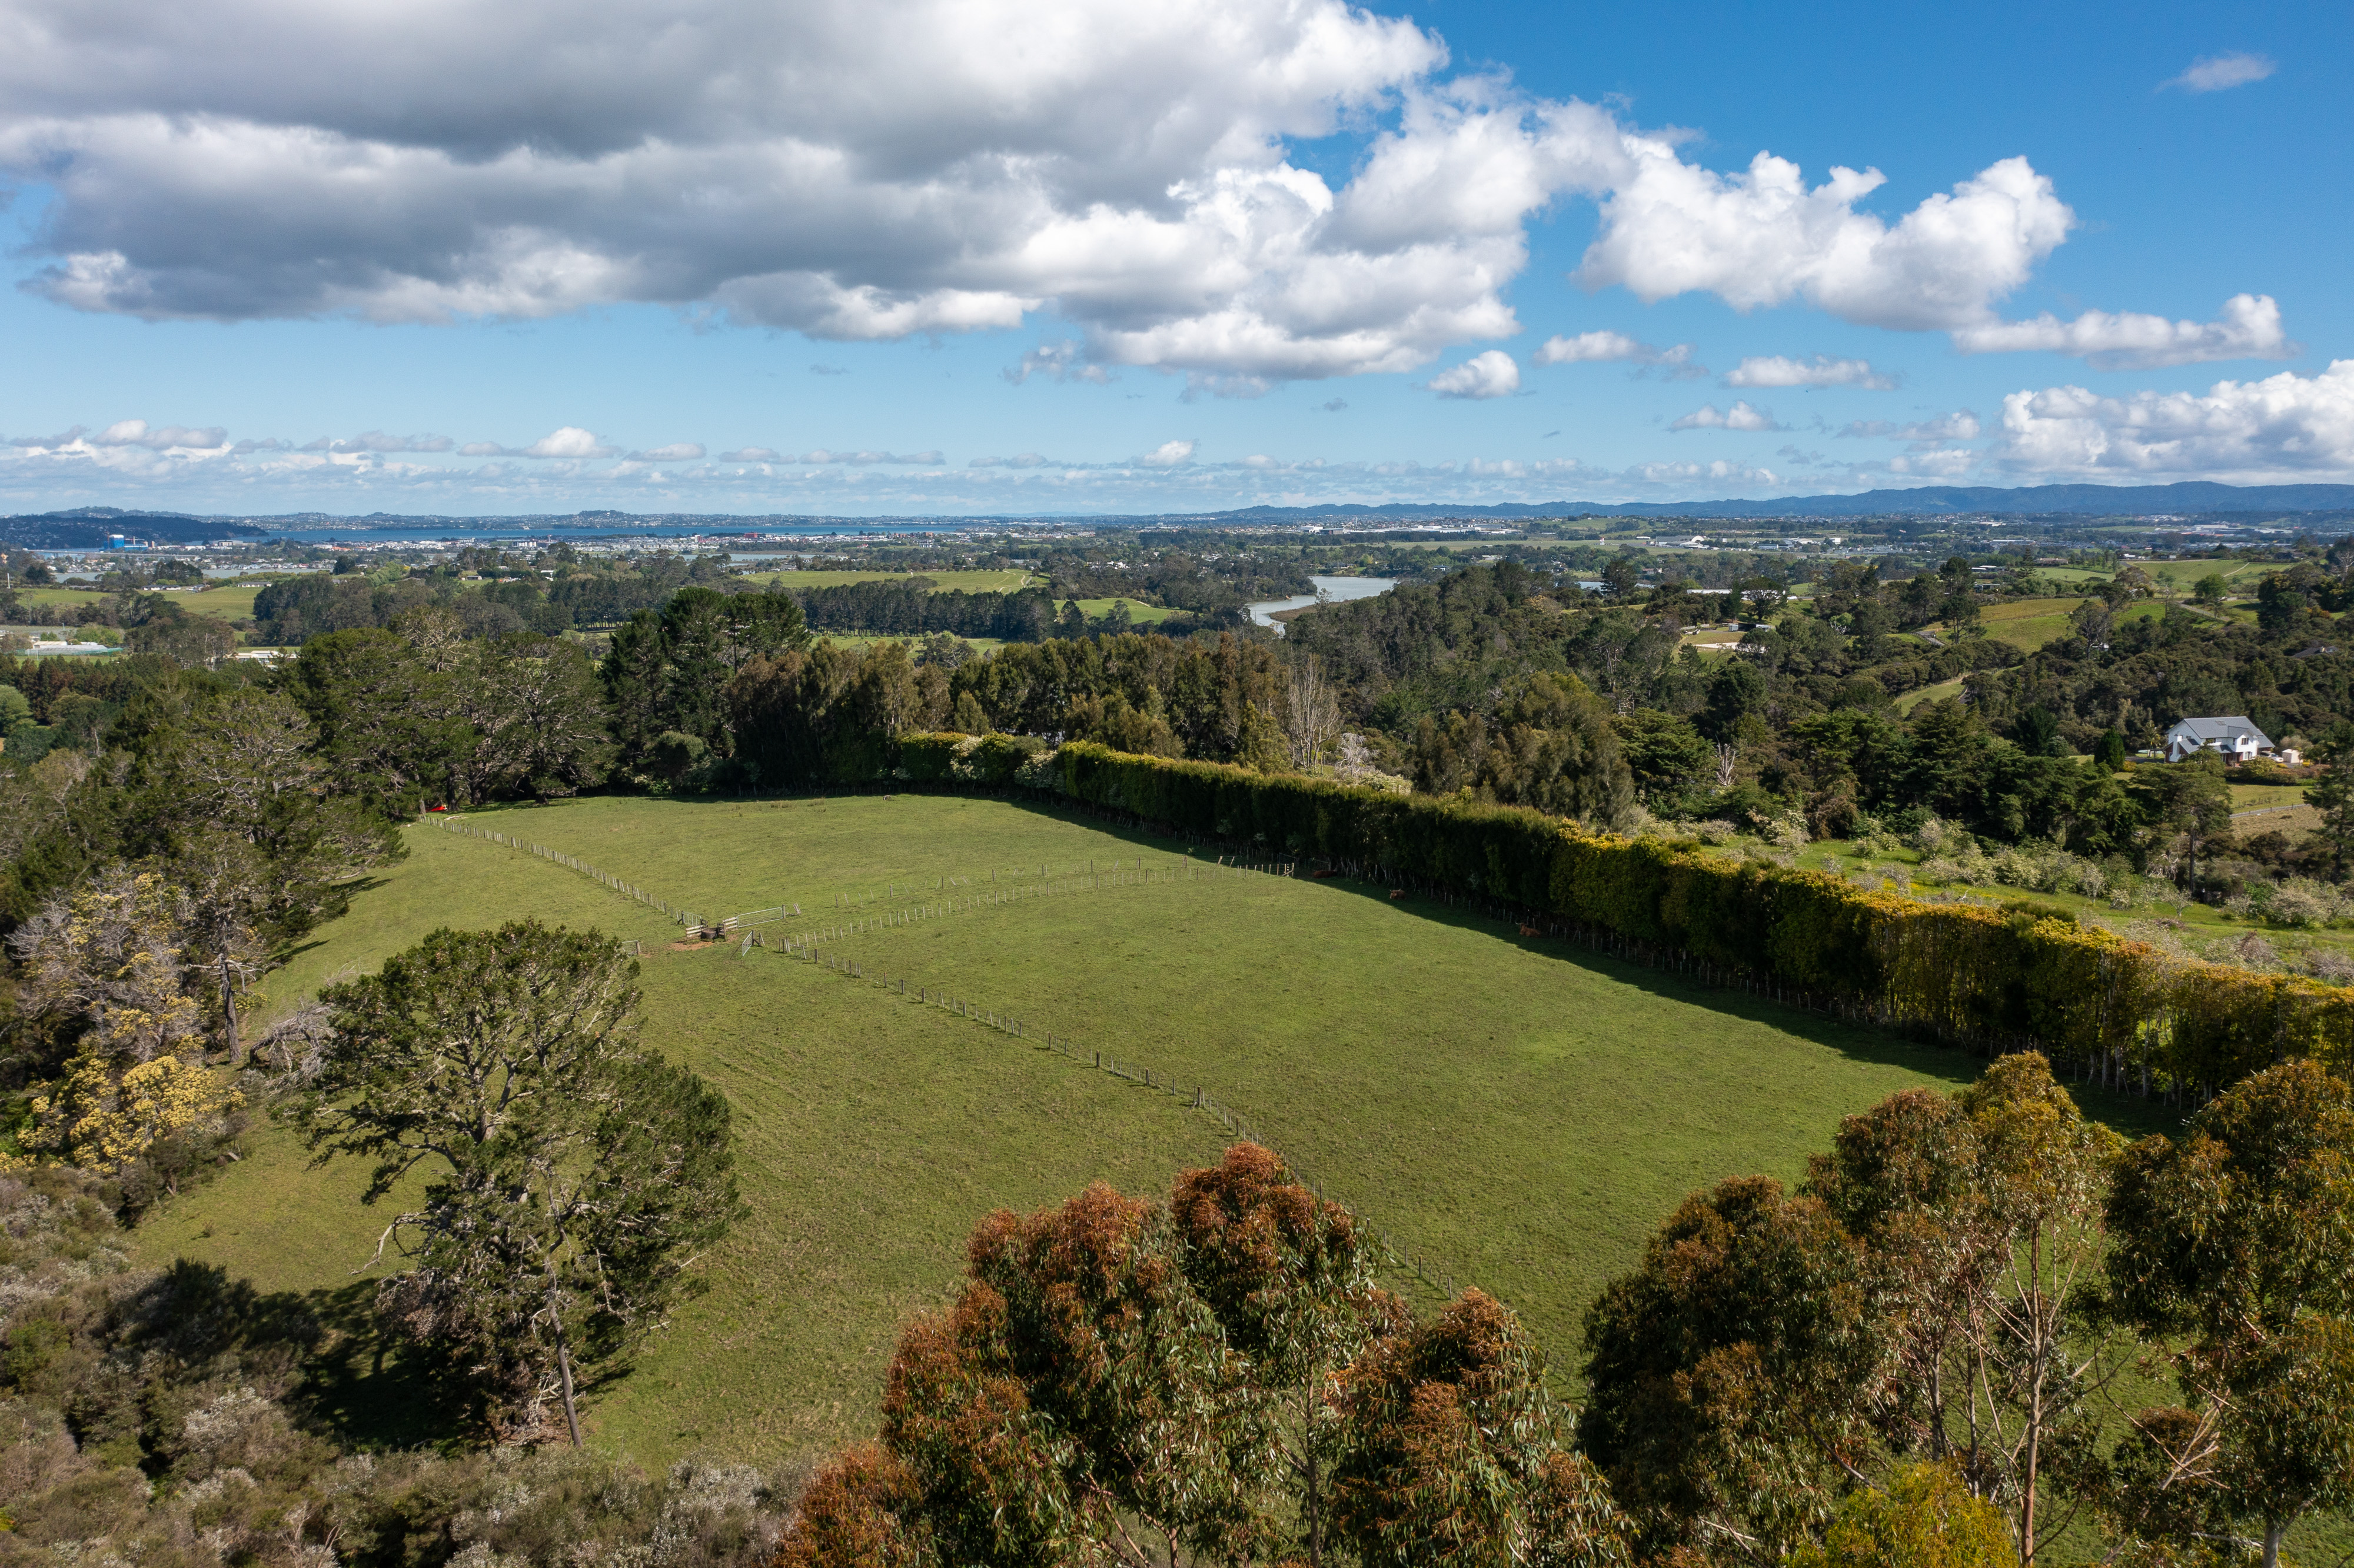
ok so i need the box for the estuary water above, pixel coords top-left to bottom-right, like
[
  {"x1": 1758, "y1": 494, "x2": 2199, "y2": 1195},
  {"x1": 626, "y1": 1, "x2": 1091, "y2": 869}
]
[{"x1": 1246, "y1": 575, "x2": 1397, "y2": 632}]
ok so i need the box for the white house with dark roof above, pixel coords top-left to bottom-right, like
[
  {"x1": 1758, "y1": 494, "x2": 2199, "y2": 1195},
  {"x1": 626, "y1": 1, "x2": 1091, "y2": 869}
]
[{"x1": 2163, "y1": 715, "x2": 2273, "y2": 763}]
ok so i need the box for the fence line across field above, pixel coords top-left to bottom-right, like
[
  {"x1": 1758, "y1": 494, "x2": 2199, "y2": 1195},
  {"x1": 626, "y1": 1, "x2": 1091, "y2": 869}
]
[
  {"x1": 428, "y1": 807, "x2": 2120, "y2": 1097},
  {"x1": 420, "y1": 814, "x2": 1475, "y2": 1332},
  {"x1": 431, "y1": 805, "x2": 2142, "y2": 1323},
  {"x1": 753, "y1": 926, "x2": 1471, "y2": 1314},
  {"x1": 424, "y1": 815, "x2": 690, "y2": 921},
  {"x1": 742, "y1": 855, "x2": 1295, "y2": 946},
  {"x1": 424, "y1": 815, "x2": 1295, "y2": 943}
]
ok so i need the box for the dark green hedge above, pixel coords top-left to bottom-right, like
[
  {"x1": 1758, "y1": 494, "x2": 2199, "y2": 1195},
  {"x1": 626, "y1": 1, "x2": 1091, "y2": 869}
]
[{"x1": 1051, "y1": 741, "x2": 2353, "y2": 1095}]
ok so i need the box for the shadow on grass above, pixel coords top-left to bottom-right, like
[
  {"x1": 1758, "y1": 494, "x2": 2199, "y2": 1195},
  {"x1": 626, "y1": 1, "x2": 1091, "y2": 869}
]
[
  {"x1": 119, "y1": 1260, "x2": 487, "y2": 1455},
  {"x1": 1292, "y1": 867, "x2": 2187, "y2": 1143},
  {"x1": 450, "y1": 790, "x2": 2179, "y2": 1138},
  {"x1": 291, "y1": 1277, "x2": 487, "y2": 1452}
]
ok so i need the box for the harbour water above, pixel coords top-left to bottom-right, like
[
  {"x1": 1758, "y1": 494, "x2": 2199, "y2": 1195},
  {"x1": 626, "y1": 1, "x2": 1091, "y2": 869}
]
[{"x1": 1245, "y1": 575, "x2": 1397, "y2": 632}]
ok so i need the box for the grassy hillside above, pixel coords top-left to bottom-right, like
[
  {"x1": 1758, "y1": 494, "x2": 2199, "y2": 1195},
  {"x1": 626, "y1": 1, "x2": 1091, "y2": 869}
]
[
  {"x1": 1926, "y1": 595, "x2": 2165, "y2": 654},
  {"x1": 1066, "y1": 595, "x2": 1181, "y2": 622},
  {"x1": 1972, "y1": 595, "x2": 2092, "y2": 651},
  {"x1": 816, "y1": 632, "x2": 1008, "y2": 654},
  {"x1": 14, "y1": 583, "x2": 261, "y2": 621},
  {"x1": 1895, "y1": 674, "x2": 1967, "y2": 713},
  {"x1": 136, "y1": 794, "x2": 2175, "y2": 1473},
  {"x1": 134, "y1": 821, "x2": 1223, "y2": 1464},
  {"x1": 14, "y1": 586, "x2": 112, "y2": 611}
]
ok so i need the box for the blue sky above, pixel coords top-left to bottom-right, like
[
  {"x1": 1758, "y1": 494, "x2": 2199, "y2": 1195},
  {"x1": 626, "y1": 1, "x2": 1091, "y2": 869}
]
[{"x1": 0, "y1": 0, "x2": 2346, "y2": 516}]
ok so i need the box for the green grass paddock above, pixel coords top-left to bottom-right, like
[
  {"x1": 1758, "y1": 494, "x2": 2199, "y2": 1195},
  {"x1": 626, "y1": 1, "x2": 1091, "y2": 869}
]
[{"x1": 137, "y1": 794, "x2": 2178, "y2": 1473}]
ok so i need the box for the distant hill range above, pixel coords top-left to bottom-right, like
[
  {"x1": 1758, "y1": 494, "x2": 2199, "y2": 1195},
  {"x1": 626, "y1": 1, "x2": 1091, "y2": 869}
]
[
  {"x1": 1176, "y1": 482, "x2": 2354, "y2": 523},
  {"x1": 1, "y1": 508, "x2": 268, "y2": 548},
  {"x1": 6, "y1": 482, "x2": 2354, "y2": 542}
]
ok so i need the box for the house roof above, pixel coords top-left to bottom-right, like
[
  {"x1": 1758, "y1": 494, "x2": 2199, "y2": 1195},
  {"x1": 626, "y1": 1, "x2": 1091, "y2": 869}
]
[{"x1": 2167, "y1": 715, "x2": 2273, "y2": 747}]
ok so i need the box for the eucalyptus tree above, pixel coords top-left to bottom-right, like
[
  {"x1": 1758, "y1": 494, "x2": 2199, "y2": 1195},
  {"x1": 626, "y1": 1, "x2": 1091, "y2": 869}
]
[{"x1": 2104, "y1": 1060, "x2": 2354, "y2": 1568}]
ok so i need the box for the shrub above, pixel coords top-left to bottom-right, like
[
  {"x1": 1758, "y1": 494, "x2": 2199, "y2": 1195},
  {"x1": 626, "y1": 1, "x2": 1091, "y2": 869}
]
[{"x1": 2267, "y1": 879, "x2": 2342, "y2": 928}]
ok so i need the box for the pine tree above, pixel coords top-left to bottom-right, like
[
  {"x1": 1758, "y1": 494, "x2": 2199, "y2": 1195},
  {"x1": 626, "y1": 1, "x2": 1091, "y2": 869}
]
[{"x1": 294, "y1": 920, "x2": 743, "y2": 1443}]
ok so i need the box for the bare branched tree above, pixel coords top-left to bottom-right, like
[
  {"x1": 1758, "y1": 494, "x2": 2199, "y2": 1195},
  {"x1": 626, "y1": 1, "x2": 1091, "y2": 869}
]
[{"x1": 1282, "y1": 655, "x2": 1342, "y2": 770}]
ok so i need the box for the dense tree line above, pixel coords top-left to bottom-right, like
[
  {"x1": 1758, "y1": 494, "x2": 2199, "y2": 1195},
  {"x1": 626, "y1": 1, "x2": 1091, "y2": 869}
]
[
  {"x1": 1031, "y1": 542, "x2": 1313, "y2": 612},
  {"x1": 1270, "y1": 555, "x2": 2354, "y2": 898},
  {"x1": 37, "y1": 547, "x2": 2354, "y2": 901},
  {"x1": 789, "y1": 578, "x2": 1057, "y2": 639},
  {"x1": 250, "y1": 551, "x2": 732, "y2": 644}
]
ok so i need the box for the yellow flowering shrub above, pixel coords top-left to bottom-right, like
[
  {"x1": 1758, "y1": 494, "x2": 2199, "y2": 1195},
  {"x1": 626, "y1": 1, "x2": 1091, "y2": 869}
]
[{"x1": 24, "y1": 1051, "x2": 244, "y2": 1174}]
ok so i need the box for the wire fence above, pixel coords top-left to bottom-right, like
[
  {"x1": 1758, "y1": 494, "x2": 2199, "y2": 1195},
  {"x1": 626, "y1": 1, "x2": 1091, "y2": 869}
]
[
  {"x1": 762, "y1": 929, "x2": 1473, "y2": 1311},
  {"x1": 425, "y1": 814, "x2": 1298, "y2": 945},
  {"x1": 742, "y1": 855, "x2": 1295, "y2": 944},
  {"x1": 423, "y1": 815, "x2": 704, "y2": 931}
]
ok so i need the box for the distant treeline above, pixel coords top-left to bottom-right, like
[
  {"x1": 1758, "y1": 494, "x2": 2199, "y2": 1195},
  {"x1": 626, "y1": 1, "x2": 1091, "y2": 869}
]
[
  {"x1": 787, "y1": 578, "x2": 1058, "y2": 640},
  {"x1": 247, "y1": 564, "x2": 1205, "y2": 648},
  {"x1": 251, "y1": 560, "x2": 721, "y2": 644}
]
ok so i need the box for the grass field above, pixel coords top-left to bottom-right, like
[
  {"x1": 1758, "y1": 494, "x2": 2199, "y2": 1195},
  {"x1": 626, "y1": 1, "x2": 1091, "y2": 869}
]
[
  {"x1": 1895, "y1": 675, "x2": 1967, "y2": 713},
  {"x1": 1069, "y1": 595, "x2": 1180, "y2": 624},
  {"x1": 743, "y1": 569, "x2": 1035, "y2": 593},
  {"x1": 2230, "y1": 780, "x2": 2320, "y2": 835},
  {"x1": 1923, "y1": 596, "x2": 2165, "y2": 654},
  {"x1": 134, "y1": 793, "x2": 2183, "y2": 1477},
  {"x1": 816, "y1": 632, "x2": 1008, "y2": 655},
  {"x1": 183, "y1": 583, "x2": 267, "y2": 620},
  {"x1": 2232, "y1": 782, "x2": 2312, "y2": 812},
  {"x1": 14, "y1": 583, "x2": 260, "y2": 621},
  {"x1": 1969, "y1": 596, "x2": 2090, "y2": 651},
  {"x1": 2142, "y1": 558, "x2": 2277, "y2": 594},
  {"x1": 2039, "y1": 560, "x2": 2277, "y2": 594},
  {"x1": 14, "y1": 587, "x2": 112, "y2": 611}
]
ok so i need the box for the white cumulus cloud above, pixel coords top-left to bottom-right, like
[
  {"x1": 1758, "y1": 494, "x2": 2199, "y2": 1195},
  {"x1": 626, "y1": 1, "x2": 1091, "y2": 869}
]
[
  {"x1": 0, "y1": 0, "x2": 2193, "y2": 389},
  {"x1": 1577, "y1": 151, "x2": 2073, "y2": 333},
  {"x1": 1997, "y1": 360, "x2": 2354, "y2": 481},
  {"x1": 1006, "y1": 341, "x2": 1115, "y2": 385},
  {"x1": 1670, "y1": 400, "x2": 1784, "y2": 432},
  {"x1": 1530, "y1": 331, "x2": 1701, "y2": 376},
  {"x1": 626, "y1": 442, "x2": 707, "y2": 462},
  {"x1": 2166, "y1": 52, "x2": 2276, "y2": 92},
  {"x1": 1951, "y1": 292, "x2": 2296, "y2": 368},
  {"x1": 1138, "y1": 440, "x2": 1198, "y2": 467},
  {"x1": 1723, "y1": 354, "x2": 1895, "y2": 389},
  {"x1": 1427, "y1": 350, "x2": 1521, "y2": 398},
  {"x1": 85, "y1": 418, "x2": 229, "y2": 450},
  {"x1": 1624, "y1": 458, "x2": 1782, "y2": 487}
]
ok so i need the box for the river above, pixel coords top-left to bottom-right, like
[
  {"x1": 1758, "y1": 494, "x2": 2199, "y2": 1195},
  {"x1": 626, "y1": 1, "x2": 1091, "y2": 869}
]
[{"x1": 1246, "y1": 575, "x2": 1397, "y2": 633}]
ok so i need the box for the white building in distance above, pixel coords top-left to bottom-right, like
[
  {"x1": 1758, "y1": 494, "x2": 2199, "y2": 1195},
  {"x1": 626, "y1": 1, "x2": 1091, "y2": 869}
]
[{"x1": 2163, "y1": 715, "x2": 2284, "y2": 764}]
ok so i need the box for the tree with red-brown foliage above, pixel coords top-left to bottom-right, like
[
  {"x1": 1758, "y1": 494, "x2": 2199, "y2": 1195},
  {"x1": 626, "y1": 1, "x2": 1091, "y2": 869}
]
[
  {"x1": 776, "y1": 1145, "x2": 1629, "y2": 1568},
  {"x1": 1328, "y1": 1288, "x2": 1627, "y2": 1567}
]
